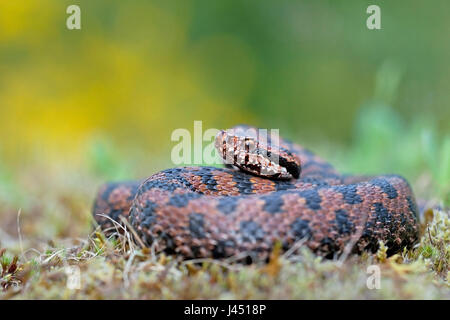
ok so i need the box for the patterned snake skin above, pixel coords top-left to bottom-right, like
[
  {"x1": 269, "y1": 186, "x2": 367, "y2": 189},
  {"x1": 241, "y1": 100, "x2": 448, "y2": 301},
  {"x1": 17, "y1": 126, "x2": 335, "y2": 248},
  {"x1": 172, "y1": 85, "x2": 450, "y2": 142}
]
[{"x1": 93, "y1": 125, "x2": 420, "y2": 260}]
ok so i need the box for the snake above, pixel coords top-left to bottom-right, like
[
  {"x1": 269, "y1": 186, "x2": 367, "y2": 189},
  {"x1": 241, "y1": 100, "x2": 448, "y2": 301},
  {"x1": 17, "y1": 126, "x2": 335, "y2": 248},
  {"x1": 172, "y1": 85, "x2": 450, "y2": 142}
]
[{"x1": 92, "y1": 125, "x2": 420, "y2": 260}]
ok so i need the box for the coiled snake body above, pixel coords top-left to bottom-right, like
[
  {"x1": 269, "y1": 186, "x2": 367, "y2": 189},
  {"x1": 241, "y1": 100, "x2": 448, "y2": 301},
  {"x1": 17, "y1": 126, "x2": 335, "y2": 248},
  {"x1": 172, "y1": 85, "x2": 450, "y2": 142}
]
[{"x1": 93, "y1": 125, "x2": 419, "y2": 260}]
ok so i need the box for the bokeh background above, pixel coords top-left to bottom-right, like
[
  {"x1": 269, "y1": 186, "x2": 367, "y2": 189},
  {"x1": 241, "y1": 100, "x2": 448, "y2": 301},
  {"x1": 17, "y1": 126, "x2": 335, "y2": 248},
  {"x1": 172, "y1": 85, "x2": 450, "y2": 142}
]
[{"x1": 0, "y1": 0, "x2": 449, "y2": 242}]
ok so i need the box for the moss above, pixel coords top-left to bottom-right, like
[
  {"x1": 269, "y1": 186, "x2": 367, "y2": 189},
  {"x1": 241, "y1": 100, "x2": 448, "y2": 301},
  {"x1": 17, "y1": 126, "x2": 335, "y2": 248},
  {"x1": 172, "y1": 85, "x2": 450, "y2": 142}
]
[
  {"x1": 0, "y1": 107, "x2": 448, "y2": 299},
  {"x1": 0, "y1": 207, "x2": 448, "y2": 299}
]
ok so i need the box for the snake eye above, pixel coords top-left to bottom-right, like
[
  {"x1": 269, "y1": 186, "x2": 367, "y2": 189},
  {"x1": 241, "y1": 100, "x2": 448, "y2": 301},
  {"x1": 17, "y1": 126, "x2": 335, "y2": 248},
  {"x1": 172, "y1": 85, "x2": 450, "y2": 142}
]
[{"x1": 215, "y1": 128, "x2": 301, "y2": 180}]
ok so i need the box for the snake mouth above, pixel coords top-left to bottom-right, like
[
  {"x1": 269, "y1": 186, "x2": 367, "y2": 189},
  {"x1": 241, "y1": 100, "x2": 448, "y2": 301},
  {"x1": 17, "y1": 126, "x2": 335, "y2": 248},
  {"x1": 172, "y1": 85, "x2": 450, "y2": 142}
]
[{"x1": 215, "y1": 129, "x2": 301, "y2": 180}]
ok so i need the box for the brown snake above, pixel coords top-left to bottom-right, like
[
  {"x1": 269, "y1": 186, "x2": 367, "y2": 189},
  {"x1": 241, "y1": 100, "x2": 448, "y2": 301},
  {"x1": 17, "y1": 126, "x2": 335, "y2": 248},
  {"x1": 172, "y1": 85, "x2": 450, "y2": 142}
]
[{"x1": 93, "y1": 125, "x2": 420, "y2": 260}]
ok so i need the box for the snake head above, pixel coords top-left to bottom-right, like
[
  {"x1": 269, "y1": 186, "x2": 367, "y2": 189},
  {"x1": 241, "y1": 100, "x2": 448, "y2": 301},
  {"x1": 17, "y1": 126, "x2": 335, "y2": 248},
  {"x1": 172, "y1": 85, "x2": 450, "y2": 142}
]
[{"x1": 215, "y1": 127, "x2": 301, "y2": 180}]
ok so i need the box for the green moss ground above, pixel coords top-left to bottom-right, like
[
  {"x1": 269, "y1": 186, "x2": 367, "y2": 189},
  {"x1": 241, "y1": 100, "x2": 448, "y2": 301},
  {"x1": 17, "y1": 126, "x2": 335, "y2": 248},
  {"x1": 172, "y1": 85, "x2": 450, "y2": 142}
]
[
  {"x1": 0, "y1": 105, "x2": 449, "y2": 299},
  {"x1": 0, "y1": 164, "x2": 448, "y2": 299},
  {"x1": 0, "y1": 209, "x2": 448, "y2": 299}
]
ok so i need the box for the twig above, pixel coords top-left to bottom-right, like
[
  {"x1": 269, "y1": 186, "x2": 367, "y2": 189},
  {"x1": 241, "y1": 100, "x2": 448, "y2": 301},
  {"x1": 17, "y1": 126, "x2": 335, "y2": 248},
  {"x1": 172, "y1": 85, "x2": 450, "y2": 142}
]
[
  {"x1": 119, "y1": 216, "x2": 147, "y2": 249},
  {"x1": 283, "y1": 238, "x2": 307, "y2": 258},
  {"x1": 95, "y1": 213, "x2": 127, "y2": 233},
  {"x1": 95, "y1": 213, "x2": 134, "y2": 253},
  {"x1": 17, "y1": 208, "x2": 24, "y2": 258},
  {"x1": 123, "y1": 250, "x2": 136, "y2": 288},
  {"x1": 427, "y1": 225, "x2": 435, "y2": 246},
  {"x1": 337, "y1": 211, "x2": 370, "y2": 268}
]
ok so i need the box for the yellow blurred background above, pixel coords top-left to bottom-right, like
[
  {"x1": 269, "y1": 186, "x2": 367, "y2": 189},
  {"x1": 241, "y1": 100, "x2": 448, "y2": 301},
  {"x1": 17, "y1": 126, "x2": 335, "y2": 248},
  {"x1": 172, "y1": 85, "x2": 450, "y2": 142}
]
[{"x1": 0, "y1": 0, "x2": 449, "y2": 174}]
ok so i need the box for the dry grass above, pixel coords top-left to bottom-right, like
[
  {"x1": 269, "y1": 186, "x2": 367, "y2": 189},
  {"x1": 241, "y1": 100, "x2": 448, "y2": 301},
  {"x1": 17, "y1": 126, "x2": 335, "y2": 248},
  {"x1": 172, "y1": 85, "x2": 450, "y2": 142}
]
[
  {"x1": 0, "y1": 120, "x2": 448, "y2": 300},
  {"x1": 0, "y1": 166, "x2": 448, "y2": 300}
]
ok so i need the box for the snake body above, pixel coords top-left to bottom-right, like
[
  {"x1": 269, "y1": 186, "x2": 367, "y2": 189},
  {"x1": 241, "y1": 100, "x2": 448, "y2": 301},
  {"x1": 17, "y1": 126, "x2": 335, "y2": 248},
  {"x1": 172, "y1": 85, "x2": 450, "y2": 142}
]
[{"x1": 93, "y1": 126, "x2": 419, "y2": 260}]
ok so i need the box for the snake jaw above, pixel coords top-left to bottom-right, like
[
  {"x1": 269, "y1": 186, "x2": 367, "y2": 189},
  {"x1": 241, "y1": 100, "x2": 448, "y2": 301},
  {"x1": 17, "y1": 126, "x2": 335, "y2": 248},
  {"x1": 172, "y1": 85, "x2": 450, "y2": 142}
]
[{"x1": 215, "y1": 129, "x2": 301, "y2": 180}]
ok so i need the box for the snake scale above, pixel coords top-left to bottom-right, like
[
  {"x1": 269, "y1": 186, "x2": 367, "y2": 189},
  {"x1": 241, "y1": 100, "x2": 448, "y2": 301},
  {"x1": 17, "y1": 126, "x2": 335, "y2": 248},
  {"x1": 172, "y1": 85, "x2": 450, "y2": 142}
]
[{"x1": 93, "y1": 125, "x2": 420, "y2": 260}]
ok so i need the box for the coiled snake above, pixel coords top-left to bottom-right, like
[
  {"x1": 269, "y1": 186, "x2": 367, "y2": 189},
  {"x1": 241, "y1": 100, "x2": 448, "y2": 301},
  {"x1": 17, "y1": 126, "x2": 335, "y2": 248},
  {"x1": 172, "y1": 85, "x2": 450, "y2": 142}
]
[{"x1": 93, "y1": 125, "x2": 419, "y2": 260}]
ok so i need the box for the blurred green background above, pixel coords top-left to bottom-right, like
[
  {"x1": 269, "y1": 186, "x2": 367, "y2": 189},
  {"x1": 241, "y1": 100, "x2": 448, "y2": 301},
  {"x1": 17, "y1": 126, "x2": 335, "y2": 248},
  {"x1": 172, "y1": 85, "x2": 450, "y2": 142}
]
[
  {"x1": 0, "y1": 1, "x2": 449, "y2": 239},
  {"x1": 1, "y1": 0, "x2": 449, "y2": 159}
]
